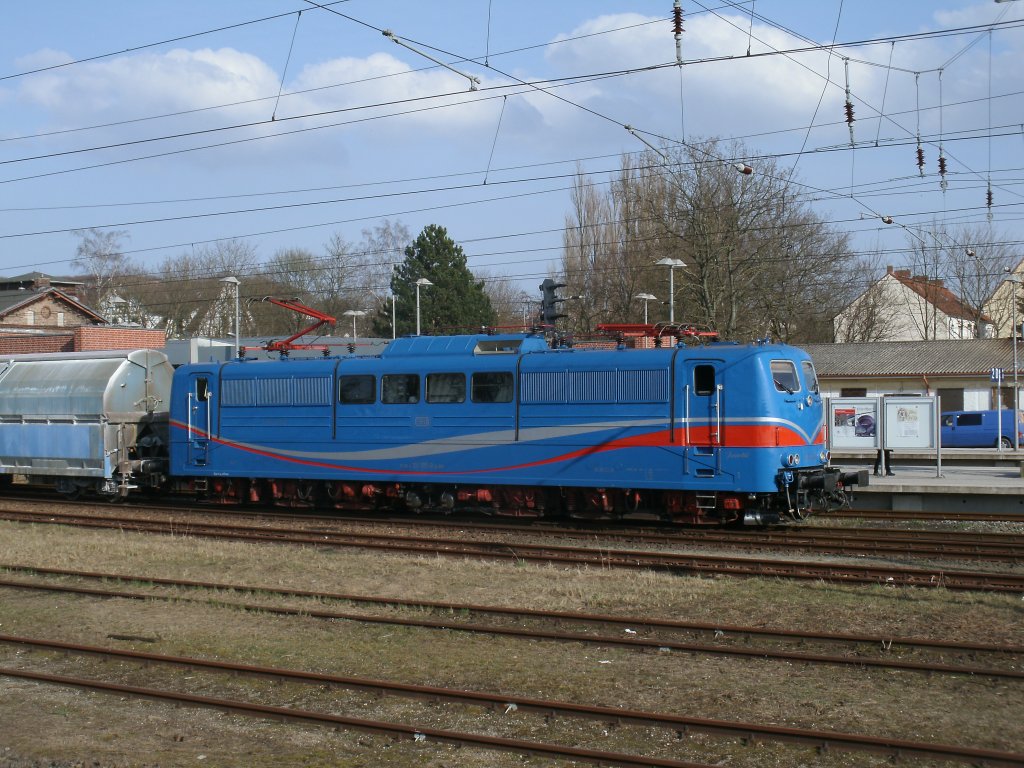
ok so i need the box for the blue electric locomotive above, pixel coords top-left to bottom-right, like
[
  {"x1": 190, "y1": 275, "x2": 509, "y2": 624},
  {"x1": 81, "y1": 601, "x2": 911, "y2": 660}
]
[{"x1": 168, "y1": 332, "x2": 860, "y2": 524}]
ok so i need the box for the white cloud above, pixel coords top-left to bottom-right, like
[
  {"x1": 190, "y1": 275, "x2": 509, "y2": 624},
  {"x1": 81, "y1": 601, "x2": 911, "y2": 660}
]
[
  {"x1": 282, "y1": 51, "x2": 501, "y2": 133},
  {"x1": 539, "y1": 11, "x2": 852, "y2": 143},
  {"x1": 16, "y1": 47, "x2": 279, "y2": 122},
  {"x1": 15, "y1": 48, "x2": 74, "y2": 71}
]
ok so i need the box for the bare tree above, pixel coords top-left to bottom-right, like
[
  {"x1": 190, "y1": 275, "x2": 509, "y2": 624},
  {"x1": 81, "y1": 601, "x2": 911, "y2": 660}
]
[
  {"x1": 941, "y1": 223, "x2": 1017, "y2": 336},
  {"x1": 71, "y1": 228, "x2": 133, "y2": 311},
  {"x1": 831, "y1": 251, "x2": 889, "y2": 342},
  {"x1": 561, "y1": 139, "x2": 854, "y2": 341},
  {"x1": 478, "y1": 272, "x2": 528, "y2": 328}
]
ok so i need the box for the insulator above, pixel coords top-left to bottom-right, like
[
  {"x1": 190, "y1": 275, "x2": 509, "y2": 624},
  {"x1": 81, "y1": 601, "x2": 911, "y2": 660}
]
[
  {"x1": 938, "y1": 156, "x2": 947, "y2": 176},
  {"x1": 672, "y1": 3, "x2": 684, "y2": 35},
  {"x1": 881, "y1": 216, "x2": 894, "y2": 224},
  {"x1": 987, "y1": 188, "x2": 994, "y2": 208},
  {"x1": 916, "y1": 146, "x2": 925, "y2": 173},
  {"x1": 844, "y1": 101, "x2": 855, "y2": 124},
  {"x1": 733, "y1": 163, "x2": 753, "y2": 175}
]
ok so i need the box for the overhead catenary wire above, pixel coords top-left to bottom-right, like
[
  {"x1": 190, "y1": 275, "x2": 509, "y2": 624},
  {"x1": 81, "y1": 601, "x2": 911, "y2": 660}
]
[
  {"x1": 5, "y1": 17, "x2": 1022, "y2": 181},
  {"x1": 483, "y1": 96, "x2": 507, "y2": 185},
  {"x1": 271, "y1": 11, "x2": 304, "y2": 121},
  {"x1": 4, "y1": 3, "x2": 1022, "y2": 297}
]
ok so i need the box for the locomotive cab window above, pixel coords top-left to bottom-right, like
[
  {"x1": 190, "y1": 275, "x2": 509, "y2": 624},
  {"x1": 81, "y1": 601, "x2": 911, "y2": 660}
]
[
  {"x1": 427, "y1": 373, "x2": 466, "y2": 403},
  {"x1": 771, "y1": 360, "x2": 800, "y2": 393},
  {"x1": 382, "y1": 374, "x2": 419, "y2": 404},
  {"x1": 339, "y1": 375, "x2": 376, "y2": 404},
  {"x1": 801, "y1": 361, "x2": 819, "y2": 394},
  {"x1": 472, "y1": 372, "x2": 514, "y2": 403},
  {"x1": 196, "y1": 377, "x2": 209, "y2": 402},
  {"x1": 693, "y1": 365, "x2": 716, "y2": 396}
]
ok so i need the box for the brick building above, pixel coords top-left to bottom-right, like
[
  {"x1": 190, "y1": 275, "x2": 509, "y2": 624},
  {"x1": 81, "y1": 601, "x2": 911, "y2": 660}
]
[
  {"x1": 0, "y1": 273, "x2": 165, "y2": 354},
  {"x1": 0, "y1": 273, "x2": 100, "y2": 330}
]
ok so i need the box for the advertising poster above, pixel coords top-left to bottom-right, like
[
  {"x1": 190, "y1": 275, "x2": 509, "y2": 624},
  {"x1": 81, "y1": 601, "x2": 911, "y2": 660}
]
[
  {"x1": 828, "y1": 398, "x2": 880, "y2": 449},
  {"x1": 884, "y1": 398, "x2": 936, "y2": 449}
]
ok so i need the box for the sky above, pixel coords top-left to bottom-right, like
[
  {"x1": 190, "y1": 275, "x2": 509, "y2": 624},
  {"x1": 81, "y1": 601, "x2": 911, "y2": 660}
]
[{"x1": 2, "y1": 0, "x2": 1023, "y2": 302}]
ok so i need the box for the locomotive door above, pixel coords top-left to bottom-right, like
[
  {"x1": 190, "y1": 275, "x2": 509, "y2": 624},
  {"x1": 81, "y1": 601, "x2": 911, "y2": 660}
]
[
  {"x1": 186, "y1": 374, "x2": 213, "y2": 466},
  {"x1": 682, "y1": 361, "x2": 722, "y2": 477}
]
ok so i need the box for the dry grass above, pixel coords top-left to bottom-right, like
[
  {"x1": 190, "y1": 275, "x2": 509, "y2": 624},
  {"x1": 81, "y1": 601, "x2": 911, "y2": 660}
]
[{"x1": 0, "y1": 520, "x2": 1021, "y2": 767}]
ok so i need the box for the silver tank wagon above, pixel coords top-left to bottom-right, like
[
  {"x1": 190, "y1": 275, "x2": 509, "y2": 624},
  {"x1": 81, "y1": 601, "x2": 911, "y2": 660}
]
[{"x1": 0, "y1": 349, "x2": 173, "y2": 498}]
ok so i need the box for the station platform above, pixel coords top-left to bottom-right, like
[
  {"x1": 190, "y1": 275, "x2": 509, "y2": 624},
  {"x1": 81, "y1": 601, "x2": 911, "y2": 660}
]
[{"x1": 831, "y1": 456, "x2": 1024, "y2": 514}]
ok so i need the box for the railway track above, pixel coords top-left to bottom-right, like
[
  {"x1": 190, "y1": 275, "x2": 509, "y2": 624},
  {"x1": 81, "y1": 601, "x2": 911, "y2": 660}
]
[
  {"x1": 3, "y1": 564, "x2": 1021, "y2": 679},
  {"x1": 831, "y1": 508, "x2": 1024, "y2": 522},
  {"x1": 6, "y1": 494, "x2": 1024, "y2": 559},
  {"x1": 1, "y1": 504, "x2": 1023, "y2": 592},
  {"x1": 302, "y1": 513, "x2": 1024, "y2": 562},
  {"x1": 3, "y1": 635, "x2": 1021, "y2": 767}
]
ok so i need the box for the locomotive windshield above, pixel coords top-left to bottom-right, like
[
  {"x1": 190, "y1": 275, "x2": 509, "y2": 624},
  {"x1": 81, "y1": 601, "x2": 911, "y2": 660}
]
[
  {"x1": 801, "y1": 360, "x2": 819, "y2": 394},
  {"x1": 770, "y1": 360, "x2": 800, "y2": 394}
]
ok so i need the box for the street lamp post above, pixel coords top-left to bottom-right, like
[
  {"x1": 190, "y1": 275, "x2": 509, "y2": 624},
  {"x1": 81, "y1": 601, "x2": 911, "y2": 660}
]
[
  {"x1": 635, "y1": 293, "x2": 657, "y2": 324},
  {"x1": 415, "y1": 278, "x2": 433, "y2": 336},
  {"x1": 343, "y1": 309, "x2": 367, "y2": 342},
  {"x1": 1007, "y1": 273, "x2": 1022, "y2": 449},
  {"x1": 219, "y1": 276, "x2": 240, "y2": 357},
  {"x1": 654, "y1": 258, "x2": 686, "y2": 323}
]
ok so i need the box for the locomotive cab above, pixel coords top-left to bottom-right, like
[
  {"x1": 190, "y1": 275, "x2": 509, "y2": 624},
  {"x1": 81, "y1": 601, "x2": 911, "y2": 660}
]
[{"x1": 752, "y1": 351, "x2": 854, "y2": 523}]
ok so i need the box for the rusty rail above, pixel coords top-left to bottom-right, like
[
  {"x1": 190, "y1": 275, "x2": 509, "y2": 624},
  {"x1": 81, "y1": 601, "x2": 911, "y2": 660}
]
[
  {"x1": 2, "y1": 507, "x2": 1023, "y2": 592},
  {"x1": 1, "y1": 566, "x2": 1020, "y2": 679},
  {"x1": 3, "y1": 636, "x2": 1022, "y2": 767}
]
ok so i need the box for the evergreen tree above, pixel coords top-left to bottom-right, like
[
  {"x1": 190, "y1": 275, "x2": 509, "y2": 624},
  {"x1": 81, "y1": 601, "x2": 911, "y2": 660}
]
[{"x1": 375, "y1": 224, "x2": 496, "y2": 336}]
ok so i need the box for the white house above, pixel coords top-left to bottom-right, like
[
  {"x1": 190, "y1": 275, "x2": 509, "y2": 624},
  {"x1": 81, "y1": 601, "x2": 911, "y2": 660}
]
[{"x1": 834, "y1": 266, "x2": 991, "y2": 342}]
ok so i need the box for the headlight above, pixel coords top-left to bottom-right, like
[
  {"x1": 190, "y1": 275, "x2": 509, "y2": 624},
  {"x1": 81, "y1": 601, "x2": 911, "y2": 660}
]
[{"x1": 784, "y1": 453, "x2": 801, "y2": 467}]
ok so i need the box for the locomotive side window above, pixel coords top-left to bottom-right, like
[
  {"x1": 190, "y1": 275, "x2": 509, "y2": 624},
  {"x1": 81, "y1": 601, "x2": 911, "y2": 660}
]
[
  {"x1": 382, "y1": 374, "x2": 420, "y2": 404},
  {"x1": 196, "y1": 377, "x2": 209, "y2": 402},
  {"x1": 771, "y1": 360, "x2": 800, "y2": 393},
  {"x1": 427, "y1": 373, "x2": 466, "y2": 403},
  {"x1": 693, "y1": 365, "x2": 715, "y2": 396},
  {"x1": 339, "y1": 375, "x2": 376, "y2": 404},
  {"x1": 801, "y1": 361, "x2": 819, "y2": 393},
  {"x1": 472, "y1": 372, "x2": 514, "y2": 403}
]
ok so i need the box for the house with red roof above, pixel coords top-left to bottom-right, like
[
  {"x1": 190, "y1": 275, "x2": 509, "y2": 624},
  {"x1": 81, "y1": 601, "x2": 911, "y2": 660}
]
[{"x1": 834, "y1": 266, "x2": 992, "y2": 342}]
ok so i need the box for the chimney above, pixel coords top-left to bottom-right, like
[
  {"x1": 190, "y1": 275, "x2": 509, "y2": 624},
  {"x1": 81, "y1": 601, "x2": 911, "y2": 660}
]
[{"x1": 886, "y1": 265, "x2": 894, "y2": 275}]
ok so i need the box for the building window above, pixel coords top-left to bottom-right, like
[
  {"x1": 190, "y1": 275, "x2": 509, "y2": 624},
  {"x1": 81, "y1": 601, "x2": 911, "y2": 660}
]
[
  {"x1": 936, "y1": 388, "x2": 963, "y2": 412},
  {"x1": 25, "y1": 310, "x2": 34, "y2": 326},
  {"x1": 840, "y1": 388, "x2": 867, "y2": 397},
  {"x1": 56, "y1": 312, "x2": 64, "y2": 327}
]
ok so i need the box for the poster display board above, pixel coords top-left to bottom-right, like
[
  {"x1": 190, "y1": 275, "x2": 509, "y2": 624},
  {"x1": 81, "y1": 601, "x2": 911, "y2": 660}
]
[
  {"x1": 828, "y1": 398, "x2": 880, "y2": 450},
  {"x1": 884, "y1": 397, "x2": 937, "y2": 449}
]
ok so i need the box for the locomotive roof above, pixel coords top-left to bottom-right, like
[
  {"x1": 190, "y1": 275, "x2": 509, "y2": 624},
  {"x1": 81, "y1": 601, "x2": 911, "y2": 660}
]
[{"x1": 380, "y1": 334, "x2": 551, "y2": 357}]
